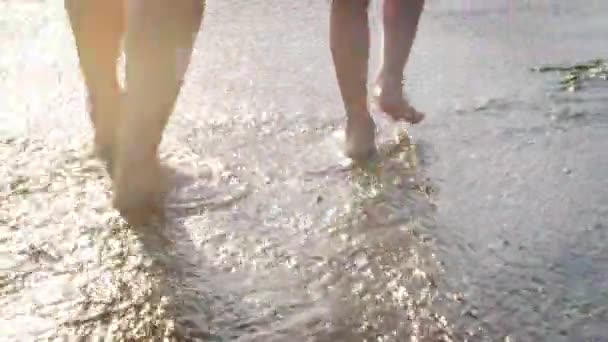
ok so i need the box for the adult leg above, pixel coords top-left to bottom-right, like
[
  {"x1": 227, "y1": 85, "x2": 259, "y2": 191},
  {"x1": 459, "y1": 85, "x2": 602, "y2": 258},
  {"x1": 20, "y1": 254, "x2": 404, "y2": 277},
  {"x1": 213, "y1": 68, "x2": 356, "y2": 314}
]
[
  {"x1": 65, "y1": 0, "x2": 125, "y2": 165},
  {"x1": 113, "y1": 0, "x2": 204, "y2": 223},
  {"x1": 330, "y1": 0, "x2": 376, "y2": 161},
  {"x1": 375, "y1": 0, "x2": 425, "y2": 124}
]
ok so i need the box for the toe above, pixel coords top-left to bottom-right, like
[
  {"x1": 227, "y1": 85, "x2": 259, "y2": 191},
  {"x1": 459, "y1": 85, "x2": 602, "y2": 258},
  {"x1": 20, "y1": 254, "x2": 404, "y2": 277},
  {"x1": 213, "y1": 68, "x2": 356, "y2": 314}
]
[{"x1": 373, "y1": 85, "x2": 425, "y2": 124}]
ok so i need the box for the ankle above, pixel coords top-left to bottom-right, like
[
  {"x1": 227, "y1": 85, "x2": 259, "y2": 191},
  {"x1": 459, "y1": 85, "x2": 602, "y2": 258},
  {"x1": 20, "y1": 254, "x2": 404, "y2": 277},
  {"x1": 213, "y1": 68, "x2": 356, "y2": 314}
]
[
  {"x1": 346, "y1": 109, "x2": 373, "y2": 125},
  {"x1": 376, "y1": 69, "x2": 403, "y2": 90}
]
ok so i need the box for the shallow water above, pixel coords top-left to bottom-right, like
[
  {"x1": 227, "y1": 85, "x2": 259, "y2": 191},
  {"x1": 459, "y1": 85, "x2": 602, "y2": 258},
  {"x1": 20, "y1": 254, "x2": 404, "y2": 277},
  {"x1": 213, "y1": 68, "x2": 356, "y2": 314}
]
[{"x1": 1, "y1": 0, "x2": 608, "y2": 341}]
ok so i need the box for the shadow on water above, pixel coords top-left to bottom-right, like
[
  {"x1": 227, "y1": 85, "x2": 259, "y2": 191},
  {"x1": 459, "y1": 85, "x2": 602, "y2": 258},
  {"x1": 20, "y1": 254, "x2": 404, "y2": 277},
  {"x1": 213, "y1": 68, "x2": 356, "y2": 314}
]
[
  {"x1": 312, "y1": 144, "x2": 449, "y2": 340},
  {"x1": 91, "y1": 161, "x2": 260, "y2": 341}
]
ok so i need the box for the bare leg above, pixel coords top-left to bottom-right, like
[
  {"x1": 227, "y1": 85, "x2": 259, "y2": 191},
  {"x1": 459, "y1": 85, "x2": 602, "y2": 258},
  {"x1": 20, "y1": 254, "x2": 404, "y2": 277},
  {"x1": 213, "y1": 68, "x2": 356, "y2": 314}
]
[
  {"x1": 375, "y1": 0, "x2": 425, "y2": 124},
  {"x1": 113, "y1": 0, "x2": 204, "y2": 223},
  {"x1": 65, "y1": 0, "x2": 125, "y2": 165},
  {"x1": 330, "y1": 0, "x2": 376, "y2": 161}
]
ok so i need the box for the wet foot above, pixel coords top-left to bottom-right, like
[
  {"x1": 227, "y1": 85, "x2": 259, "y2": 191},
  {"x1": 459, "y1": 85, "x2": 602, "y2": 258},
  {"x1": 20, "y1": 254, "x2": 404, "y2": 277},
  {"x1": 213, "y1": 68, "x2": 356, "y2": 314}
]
[
  {"x1": 112, "y1": 156, "x2": 167, "y2": 225},
  {"x1": 345, "y1": 113, "x2": 377, "y2": 161},
  {"x1": 372, "y1": 82, "x2": 425, "y2": 124}
]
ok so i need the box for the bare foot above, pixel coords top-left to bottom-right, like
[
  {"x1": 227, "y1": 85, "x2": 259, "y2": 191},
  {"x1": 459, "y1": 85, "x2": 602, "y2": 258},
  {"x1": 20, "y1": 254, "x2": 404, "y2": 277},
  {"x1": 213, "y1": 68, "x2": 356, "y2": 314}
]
[
  {"x1": 345, "y1": 113, "x2": 377, "y2": 161},
  {"x1": 372, "y1": 83, "x2": 425, "y2": 124},
  {"x1": 112, "y1": 156, "x2": 167, "y2": 225}
]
